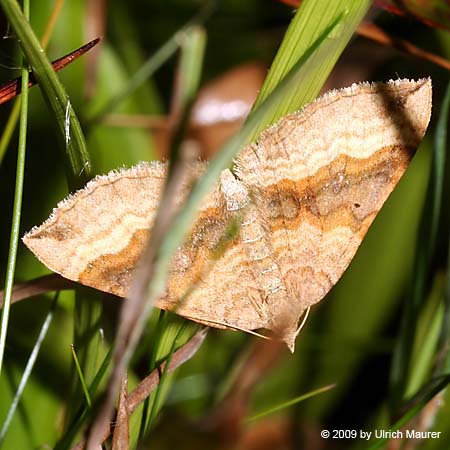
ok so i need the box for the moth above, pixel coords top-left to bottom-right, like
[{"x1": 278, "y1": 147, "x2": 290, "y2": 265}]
[{"x1": 23, "y1": 79, "x2": 432, "y2": 350}]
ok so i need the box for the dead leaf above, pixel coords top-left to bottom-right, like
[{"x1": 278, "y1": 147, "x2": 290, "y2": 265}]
[{"x1": 23, "y1": 79, "x2": 432, "y2": 351}]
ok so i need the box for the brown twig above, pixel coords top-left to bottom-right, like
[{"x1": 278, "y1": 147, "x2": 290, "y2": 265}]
[
  {"x1": 279, "y1": 0, "x2": 450, "y2": 72},
  {"x1": 71, "y1": 329, "x2": 207, "y2": 450},
  {"x1": 357, "y1": 21, "x2": 450, "y2": 71},
  {"x1": 111, "y1": 375, "x2": 129, "y2": 450},
  {"x1": 85, "y1": 28, "x2": 205, "y2": 449},
  {"x1": 0, "y1": 273, "x2": 77, "y2": 308},
  {"x1": 0, "y1": 37, "x2": 101, "y2": 105}
]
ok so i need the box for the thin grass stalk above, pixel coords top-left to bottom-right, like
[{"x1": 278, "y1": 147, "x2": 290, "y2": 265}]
[
  {"x1": 85, "y1": 24, "x2": 209, "y2": 449},
  {"x1": 246, "y1": 384, "x2": 336, "y2": 423},
  {"x1": 39, "y1": 0, "x2": 64, "y2": 48},
  {"x1": 71, "y1": 289, "x2": 103, "y2": 421},
  {"x1": 145, "y1": 322, "x2": 188, "y2": 432},
  {"x1": 138, "y1": 310, "x2": 165, "y2": 440},
  {"x1": 441, "y1": 244, "x2": 450, "y2": 374},
  {"x1": 71, "y1": 345, "x2": 93, "y2": 409},
  {"x1": 0, "y1": 0, "x2": 30, "y2": 377},
  {"x1": 406, "y1": 280, "x2": 444, "y2": 397},
  {"x1": 0, "y1": 293, "x2": 58, "y2": 447},
  {"x1": 55, "y1": 350, "x2": 112, "y2": 450}
]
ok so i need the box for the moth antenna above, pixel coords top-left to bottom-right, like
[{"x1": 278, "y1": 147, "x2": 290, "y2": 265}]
[{"x1": 294, "y1": 306, "x2": 311, "y2": 339}]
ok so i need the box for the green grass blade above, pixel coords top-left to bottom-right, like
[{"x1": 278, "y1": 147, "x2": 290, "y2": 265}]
[
  {"x1": 145, "y1": 322, "x2": 188, "y2": 431},
  {"x1": 0, "y1": 0, "x2": 91, "y2": 188},
  {"x1": 0, "y1": 0, "x2": 30, "y2": 377},
  {"x1": 136, "y1": 25, "x2": 207, "y2": 441},
  {"x1": 441, "y1": 258, "x2": 450, "y2": 374},
  {"x1": 249, "y1": 0, "x2": 371, "y2": 140},
  {"x1": 70, "y1": 289, "x2": 104, "y2": 417},
  {"x1": 138, "y1": 311, "x2": 166, "y2": 440},
  {"x1": 0, "y1": 294, "x2": 58, "y2": 448},
  {"x1": 54, "y1": 349, "x2": 112, "y2": 450},
  {"x1": 390, "y1": 80, "x2": 450, "y2": 410},
  {"x1": 86, "y1": 30, "x2": 179, "y2": 122},
  {"x1": 246, "y1": 384, "x2": 336, "y2": 423},
  {"x1": 166, "y1": 25, "x2": 207, "y2": 163},
  {"x1": 147, "y1": 17, "x2": 343, "y2": 304},
  {"x1": 365, "y1": 374, "x2": 450, "y2": 450},
  {"x1": 94, "y1": 21, "x2": 344, "y2": 444},
  {"x1": 434, "y1": 82, "x2": 450, "y2": 377},
  {"x1": 405, "y1": 276, "x2": 444, "y2": 397},
  {"x1": 86, "y1": 24, "x2": 208, "y2": 447},
  {"x1": 70, "y1": 345, "x2": 92, "y2": 409},
  {"x1": 174, "y1": 26, "x2": 206, "y2": 120}
]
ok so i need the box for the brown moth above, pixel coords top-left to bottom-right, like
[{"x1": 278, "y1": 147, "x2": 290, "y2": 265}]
[{"x1": 23, "y1": 79, "x2": 432, "y2": 350}]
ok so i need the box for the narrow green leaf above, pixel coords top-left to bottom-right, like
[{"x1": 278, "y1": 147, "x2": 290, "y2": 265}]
[
  {"x1": 70, "y1": 288, "x2": 104, "y2": 421},
  {"x1": 175, "y1": 26, "x2": 206, "y2": 118},
  {"x1": 405, "y1": 275, "x2": 444, "y2": 397},
  {"x1": 434, "y1": 81, "x2": 450, "y2": 377},
  {"x1": 249, "y1": 0, "x2": 371, "y2": 140},
  {"x1": 138, "y1": 310, "x2": 166, "y2": 440},
  {"x1": 390, "y1": 79, "x2": 450, "y2": 410},
  {"x1": 246, "y1": 384, "x2": 336, "y2": 423},
  {"x1": 86, "y1": 3, "x2": 213, "y2": 123},
  {"x1": 146, "y1": 322, "x2": 188, "y2": 431},
  {"x1": 0, "y1": 0, "x2": 65, "y2": 167},
  {"x1": 365, "y1": 374, "x2": 450, "y2": 450},
  {"x1": 54, "y1": 349, "x2": 112, "y2": 450},
  {"x1": 86, "y1": 31, "x2": 179, "y2": 123},
  {"x1": 86, "y1": 23, "x2": 208, "y2": 447},
  {"x1": 70, "y1": 345, "x2": 92, "y2": 409},
  {"x1": 148, "y1": 18, "x2": 343, "y2": 305},
  {"x1": 0, "y1": 294, "x2": 58, "y2": 448},
  {"x1": 136, "y1": 25, "x2": 207, "y2": 438},
  {"x1": 167, "y1": 25, "x2": 207, "y2": 164}
]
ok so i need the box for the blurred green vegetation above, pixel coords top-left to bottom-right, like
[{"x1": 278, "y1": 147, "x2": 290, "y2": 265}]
[{"x1": 0, "y1": 1, "x2": 449, "y2": 449}]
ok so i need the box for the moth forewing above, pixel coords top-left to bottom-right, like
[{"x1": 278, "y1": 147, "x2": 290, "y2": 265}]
[{"x1": 23, "y1": 79, "x2": 432, "y2": 351}]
